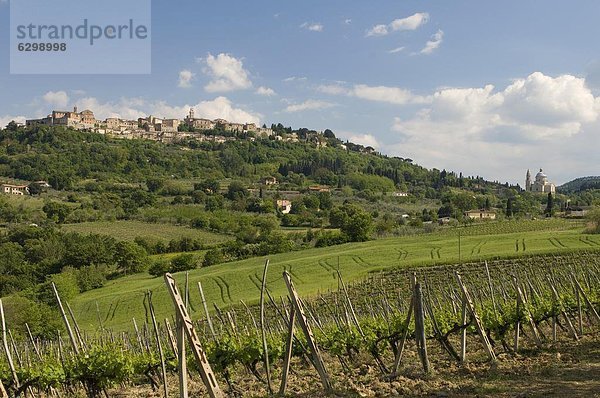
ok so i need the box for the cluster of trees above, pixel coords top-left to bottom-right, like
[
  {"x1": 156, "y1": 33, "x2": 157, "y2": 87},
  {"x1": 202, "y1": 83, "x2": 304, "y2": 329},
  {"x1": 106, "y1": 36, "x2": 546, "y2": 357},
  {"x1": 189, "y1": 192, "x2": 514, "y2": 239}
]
[
  {"x1": 587, "y1": 209, "x2": 600, "y2": 234},
  {"x1": 0, "y1": 226, "x2": 153, "y2": 297}
]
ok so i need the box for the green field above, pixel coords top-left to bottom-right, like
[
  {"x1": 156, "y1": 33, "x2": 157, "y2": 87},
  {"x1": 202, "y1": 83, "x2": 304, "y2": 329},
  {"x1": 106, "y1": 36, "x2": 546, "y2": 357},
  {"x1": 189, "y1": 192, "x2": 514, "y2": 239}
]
[
  {"x1": 70, "y1": 219, "x2": 599, "y2": 332},
  {"x1": 61, "y1": 220, "x2": 232, "y2": 244}
]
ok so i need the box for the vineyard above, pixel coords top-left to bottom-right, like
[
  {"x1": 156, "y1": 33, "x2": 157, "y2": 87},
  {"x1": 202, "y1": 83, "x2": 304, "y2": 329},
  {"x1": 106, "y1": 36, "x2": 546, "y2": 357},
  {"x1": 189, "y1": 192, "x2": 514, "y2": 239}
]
[
  {"x1": 68, "y1": 220, "x2": 596, "y2": 332},
  {"x1": 1, "y1": 251, "x2": 600, "y2": 397}
]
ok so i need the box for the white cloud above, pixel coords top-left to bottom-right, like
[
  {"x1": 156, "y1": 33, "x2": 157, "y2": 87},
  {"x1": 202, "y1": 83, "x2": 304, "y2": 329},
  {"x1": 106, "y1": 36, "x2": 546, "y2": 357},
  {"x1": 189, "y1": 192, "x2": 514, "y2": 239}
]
[
  {"x1": 76, "y1": 97, "x2": 146, "y2": 120},
  {"x1": 366, "y1": 24, "x2": 389, "y2": 37},
  {"x1": 388, "y1": 46, "x2": 405, "y2": 54},
  {"x1": 344, "y1": 19, "x2": 352, "y2": 25},
  {"x1": 256, "y1": 86, "x2": 276, "y2": 96},
  {"x1": 202, "y1": 53, "x2": 252, "y2": 93},
  {"x1": 394, "y1": 72, "x2": 599, "y2": 140},
  {"x1": 388, "y1": 72, "x2": 600, "y2": 182},
  {"x1": 500, "y1": 72, "x2": 598, "y2": 128},
  {"x1": 74, "y1": 96, "x2": 261, "y2": 124},
  {"x1": 42, "y1": 91, "x2": 69, "y2": 108},
  {"x1": 284, "y1": 99, "x2": 336, "y2": 113},
  {"x1": 0, "y1": 116, "x2": 26, "y2": 129},
  {"x1": 337, "y1": 131, "x2": 380, "y2": 148},
  {"x1": 316, "y1": 84, "x2": 349, "y2": 95},
  {"x1": 300, "y1": 22, "x2": 324, "y2": 32},
  {"x1": 283, "y1": 76, "x2": 307, "y2": 82},
  {"x1": 390, "y1": 13, "x2": 430, "y2": 31},
  {"x1": 420, "y1": 29, "x2": 444, "y2": 54},
  {"x1": 317, "y1": 83, "x2": 429, "y2": 105},
  {"x1": 353, "y1": 85, "x2": 428, "y2": 105},
  {"x1": 192, "y1": 97, "x2": 261, "y2": 124},
  {"x1": 366, "y1": 12, "x2": 429, "y2": 37},
  {"x1": 178, "y1": 70, "x2": 195, "y2": 88}
]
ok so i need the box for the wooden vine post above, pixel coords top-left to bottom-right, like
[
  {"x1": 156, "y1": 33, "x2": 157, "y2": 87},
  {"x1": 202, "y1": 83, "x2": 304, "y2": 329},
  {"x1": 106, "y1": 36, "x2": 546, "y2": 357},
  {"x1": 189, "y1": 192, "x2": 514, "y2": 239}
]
[
  {"x1": 177, "y1": 272, "x2": 190, "y2": 398},
  {"x1": 164, "y1": 273, "x2": 225, "y2": 398},
  {"x1": 279, "y1": 306, "x2": 296, "y2": 396},
  {"x1": 0, "y1": 378, "x2": 7, "y2": 398},
  {"x1": 548, "y1": 278, "x2": 579, "y2": 340},
  {"x1": 147, "y1": 291, "x2": 169, "y2": 398},
  {"x1": 571, "y1": 274, "x2": 600, "y2": 324},
  {"x1": 283, "y1": 271, "x2": 333, "y2": 393},
  {"x1": 260, "y1": 259, "x2": 273, "y2": 395},
  {"x1": 454, "y1": 272, "x2": 496, "y2": 362},
  {"x1": 392, "y1": 295, "x2": 414, "y2": 374},
  {"x1": 460, "y1": 297, "x2": 468, "y2": 362},
  {"x1": 513, "y1": 278, "x2": 542, "y2": 347},
  {"x1": 0, "y1": 299, "x2": 19, "y2": 391},
  {"x1": 52, "y1": 282, "x2": 80, "y2": 355},
  {"x1": 198, "y1": 281, "x2": 216, "y2": 339},
  {"x1": 413, "y1": 280, "x2": 430, "y2": 373}
]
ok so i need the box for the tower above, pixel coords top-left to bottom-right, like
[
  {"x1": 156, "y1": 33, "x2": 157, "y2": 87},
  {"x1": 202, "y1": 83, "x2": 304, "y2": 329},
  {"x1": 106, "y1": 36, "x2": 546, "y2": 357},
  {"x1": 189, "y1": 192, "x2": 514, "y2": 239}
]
[
  {"x1": 189, "y1": 108, "x2": 195, "y2": 119},
  {"x1": 525, "y1": 169, "x2": 532, "y2": 192}
]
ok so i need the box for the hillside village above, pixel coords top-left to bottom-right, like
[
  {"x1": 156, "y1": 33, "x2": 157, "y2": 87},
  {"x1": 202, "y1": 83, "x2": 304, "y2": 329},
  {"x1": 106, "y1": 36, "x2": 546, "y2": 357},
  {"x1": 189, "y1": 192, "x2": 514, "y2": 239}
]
[
  {"x1": 3, "y1": 110, "x2": 593, "y2": 223},
  {"x1": 24, "y1": 106, "x2": 352, "y2": 149}
]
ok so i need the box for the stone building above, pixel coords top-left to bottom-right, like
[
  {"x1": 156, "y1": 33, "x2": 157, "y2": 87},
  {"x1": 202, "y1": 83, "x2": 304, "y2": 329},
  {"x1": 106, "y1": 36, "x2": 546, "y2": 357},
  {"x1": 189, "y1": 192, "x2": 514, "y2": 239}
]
[
  {"x1": 26, "y1": 106, "x2": 97, "y2": 129},
  {"x1": 525, "y1": 169, "x2": 556, "y2": 194}
]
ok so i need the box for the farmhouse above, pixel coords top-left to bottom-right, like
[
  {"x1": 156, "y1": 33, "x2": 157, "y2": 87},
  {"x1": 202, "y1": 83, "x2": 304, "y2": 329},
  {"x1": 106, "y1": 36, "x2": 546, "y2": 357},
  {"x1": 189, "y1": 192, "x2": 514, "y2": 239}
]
[
  {"x1": 261, "y1": 177, "x2": 278, "y2": 186},
  {"x1": 276, "y1": 199, "x2": 292, "y2": 214},
  {"x1": 465, "y1": 209, "x2": 496, "y2": 220},
  {"x1": 308, "y1": 185, "x2": 330, "y2": 193},
  {"x1": 1, "y1": 183, "x2": 29, "y2": 195}
]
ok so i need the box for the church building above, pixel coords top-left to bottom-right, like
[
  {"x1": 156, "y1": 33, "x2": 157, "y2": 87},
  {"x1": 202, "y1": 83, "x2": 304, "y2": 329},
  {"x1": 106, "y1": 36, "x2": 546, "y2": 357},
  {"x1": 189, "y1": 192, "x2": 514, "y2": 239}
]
[{"x1": 525, "y1": 169, "x2": 556, "y2": 194}]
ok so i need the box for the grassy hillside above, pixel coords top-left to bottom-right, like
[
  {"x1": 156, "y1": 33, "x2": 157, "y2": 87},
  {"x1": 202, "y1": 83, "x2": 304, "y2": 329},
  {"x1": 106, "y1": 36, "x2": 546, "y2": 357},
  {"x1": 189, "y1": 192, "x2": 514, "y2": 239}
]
[
  {"x1": 61, "y1": 220, "x2": 231, "y2": 244},
  {"x1": 70, "y1": 219, "x2": 597, "y2": 332},
  {"x1": 558, "y1": 176, "x2": 600, "y2": 192}
]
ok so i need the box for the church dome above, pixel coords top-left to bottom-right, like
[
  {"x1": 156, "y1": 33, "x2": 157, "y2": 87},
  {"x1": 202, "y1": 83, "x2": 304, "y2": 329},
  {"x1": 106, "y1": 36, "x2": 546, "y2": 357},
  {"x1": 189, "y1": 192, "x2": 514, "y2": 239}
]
[{"x1": 536, "y1": 169, "x2": 547, "y2": 179}]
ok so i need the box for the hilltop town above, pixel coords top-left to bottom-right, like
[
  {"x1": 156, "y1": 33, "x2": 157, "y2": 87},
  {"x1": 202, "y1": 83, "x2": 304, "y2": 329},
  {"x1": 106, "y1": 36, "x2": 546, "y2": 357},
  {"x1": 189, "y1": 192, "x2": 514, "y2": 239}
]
[{"x1": 24, "y1": 106, "x2": 351, "y2": 149}]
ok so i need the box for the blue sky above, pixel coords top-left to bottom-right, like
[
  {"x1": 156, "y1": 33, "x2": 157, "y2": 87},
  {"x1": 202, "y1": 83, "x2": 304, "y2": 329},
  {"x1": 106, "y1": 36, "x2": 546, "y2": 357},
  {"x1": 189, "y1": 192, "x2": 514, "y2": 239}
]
[{"x1": 1, "y1": 0, "x2": 599, "y2": 185}]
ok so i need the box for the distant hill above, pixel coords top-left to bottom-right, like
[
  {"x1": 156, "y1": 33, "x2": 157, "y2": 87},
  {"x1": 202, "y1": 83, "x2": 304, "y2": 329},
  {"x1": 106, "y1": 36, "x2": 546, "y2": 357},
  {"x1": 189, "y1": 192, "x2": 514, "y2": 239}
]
[{"x1": 558, "y1": 176, "x2": 600, "y2": 193}]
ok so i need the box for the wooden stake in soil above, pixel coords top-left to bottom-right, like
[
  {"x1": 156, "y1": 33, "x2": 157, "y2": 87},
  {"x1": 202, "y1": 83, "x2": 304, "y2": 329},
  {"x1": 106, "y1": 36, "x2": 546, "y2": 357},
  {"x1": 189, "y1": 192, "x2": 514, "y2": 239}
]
[
  {"x1": 460, "y1": 298, "x2": 468, "y2": 362},
  {"x1": 164, "y1": 319, "x2": 178, "y2": 359},
  {"x1": 337, "y1": 270, "x2": 365, "y2": 337},
  {"x1": 279, "y1": 306, "x2": 296, "y2": 396},
  {"x1": 514, "y1": 292, "x2": 521, "y2": 352},
  {"x1": 454, "y1": 272, "x2": 497, "y2": 362},
  {"x1": 484, "y1": 261, "x2": 498, "y2": 320},
  {"x1": 283, "y1": 271, "x2": 333, "y2": 393},
  {"x1": 413, "y1": 281, "x2": 431, "y2": 373},
  {"x1": 548, "y1": 278, "x2": 579, "y2": 340},
  {"x1": 0, "y1": 299, "x2": 19, "y2": 390},
  {"x1": 132, "y1": 318, "x2": 144, "y2": 351},
  {"x1": 392, "y1": 295, "x2": 414, "y2": 374},
  {"x1": 147, "y1": 291, "x2": 169, "y2": 398},
  {"x1": 0, "y1": 378, "x2": 7, "y2": 398},
  {"x1": 65, "y1": 301, "x2": 86, "y2": 352},
  {"x1": 164, "y1": 273, "x2": 225, "y2": 398},
  {"x1": 178, "y1": 272, "x2": 189, "y2": 398},
  {"x1": 571, "y1": 274, "x2": 600, "y2": 324},
  {"x1": 576, "y1": 287, "x2": 584, "y2": 335},
  {"x1": 51, "y1": 282, "x2": 80, "y2": 355},
  {"x1": 260, "y1": 259, "x2": 273, "y2": 395},
  {"x1": 514, "y1": 278, "x2": 542, "y2": 347},
  {"x1": 198, "y1": 281, "x2": 216, "y2": 339}
]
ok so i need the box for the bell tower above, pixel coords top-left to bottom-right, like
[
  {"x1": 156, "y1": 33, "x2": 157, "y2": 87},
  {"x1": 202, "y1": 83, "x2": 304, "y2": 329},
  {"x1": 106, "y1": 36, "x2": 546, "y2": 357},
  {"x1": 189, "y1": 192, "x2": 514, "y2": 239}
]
[{"x1": 525, "y1": 169, "x2": 532, "y2": 191}]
